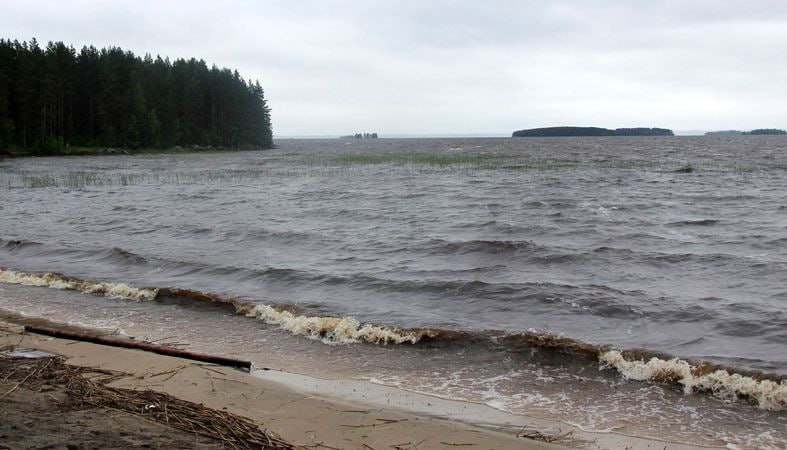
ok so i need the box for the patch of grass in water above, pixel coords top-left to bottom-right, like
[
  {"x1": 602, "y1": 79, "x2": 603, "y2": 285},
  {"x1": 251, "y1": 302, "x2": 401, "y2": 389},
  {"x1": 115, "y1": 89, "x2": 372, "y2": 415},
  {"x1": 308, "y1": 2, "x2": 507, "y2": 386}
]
[
  {"x1": 329, "y1": 154, "x2": 775, "y2": 174},
  {"x1": 21, "y1": 174, "x2": 58, "y2": 188},
  {"x1": 333, "y1": 153, "x2": 511, "y2": 167},
  {"x1": 3, "y1": 157, "x2": 774, "y2": 190}
]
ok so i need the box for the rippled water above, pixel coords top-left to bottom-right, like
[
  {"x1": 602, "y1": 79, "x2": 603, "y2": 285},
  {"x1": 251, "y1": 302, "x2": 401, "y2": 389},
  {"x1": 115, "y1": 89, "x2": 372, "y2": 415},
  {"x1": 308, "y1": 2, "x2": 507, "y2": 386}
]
[{"x1": 1, "y1": 136, "x2": 785, "y2": 448}]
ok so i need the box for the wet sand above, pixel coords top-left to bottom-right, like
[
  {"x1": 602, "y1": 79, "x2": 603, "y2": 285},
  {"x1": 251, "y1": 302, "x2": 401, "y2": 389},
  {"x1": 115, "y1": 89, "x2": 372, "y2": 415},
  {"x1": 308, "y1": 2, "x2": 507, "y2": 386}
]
[{"x1": 0, "y1": 319, "x2": 712, "y2": 449}]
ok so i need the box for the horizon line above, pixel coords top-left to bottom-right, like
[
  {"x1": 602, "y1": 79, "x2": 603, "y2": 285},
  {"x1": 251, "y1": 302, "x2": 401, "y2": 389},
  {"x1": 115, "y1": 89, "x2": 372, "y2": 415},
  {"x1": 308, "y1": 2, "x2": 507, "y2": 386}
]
[{"x1": 274, "y1": 130, "x2": 721, "y2": 139}]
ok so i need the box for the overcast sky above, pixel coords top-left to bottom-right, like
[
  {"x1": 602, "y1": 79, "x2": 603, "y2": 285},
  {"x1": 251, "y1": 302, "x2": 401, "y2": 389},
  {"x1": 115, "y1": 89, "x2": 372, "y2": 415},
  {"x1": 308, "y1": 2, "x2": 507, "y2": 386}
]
[{"x1": 3, "y1": 0, "x2": 787, "y2": 136}]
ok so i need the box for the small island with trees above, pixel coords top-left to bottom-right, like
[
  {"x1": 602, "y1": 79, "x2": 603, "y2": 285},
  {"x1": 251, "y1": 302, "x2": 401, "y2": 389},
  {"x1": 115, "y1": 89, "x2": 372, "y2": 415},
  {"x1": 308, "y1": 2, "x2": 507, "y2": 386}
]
[
  {"x1": 0, "y1": 39, "x2": 273, "y2": 156},
  {"x1": 705, "y1": 129, "x2": 786, "y2": 136},
  {"x1": 512, "y1": 126, "x2": 674, "y2": 137},
  {"x1": 340, "y1": 132, "x2": 378, "y2": 139}
]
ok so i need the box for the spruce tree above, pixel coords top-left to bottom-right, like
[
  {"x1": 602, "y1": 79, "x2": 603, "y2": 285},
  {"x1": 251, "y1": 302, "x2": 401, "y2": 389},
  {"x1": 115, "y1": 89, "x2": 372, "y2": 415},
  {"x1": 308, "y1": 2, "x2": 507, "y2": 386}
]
[{"x1": 0, "y1": 39, "x2": 273, "y2": 152}]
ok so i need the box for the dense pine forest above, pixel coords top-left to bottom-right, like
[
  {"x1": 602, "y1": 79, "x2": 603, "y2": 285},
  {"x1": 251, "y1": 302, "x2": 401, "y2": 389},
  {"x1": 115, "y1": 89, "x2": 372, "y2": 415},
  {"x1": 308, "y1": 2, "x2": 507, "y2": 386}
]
[{"x1": 0, "y1": 39, "x2": 272, "y2": 154}]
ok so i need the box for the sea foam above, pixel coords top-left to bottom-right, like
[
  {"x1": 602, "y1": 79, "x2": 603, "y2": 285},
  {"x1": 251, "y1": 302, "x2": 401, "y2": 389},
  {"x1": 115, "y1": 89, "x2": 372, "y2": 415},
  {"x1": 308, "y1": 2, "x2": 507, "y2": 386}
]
[
  {"x1": 600, "y1": 350, "x2": 786, "y2": 411},
  {"x1": 0, "y1": 268, "x2": 158, "y2": 301},
  {"x1": 2, "y1": 267, "x2": 784, "y2": 411},
  {"x1": 243, "y1": 304, "x2": 433, "y2": 344}
]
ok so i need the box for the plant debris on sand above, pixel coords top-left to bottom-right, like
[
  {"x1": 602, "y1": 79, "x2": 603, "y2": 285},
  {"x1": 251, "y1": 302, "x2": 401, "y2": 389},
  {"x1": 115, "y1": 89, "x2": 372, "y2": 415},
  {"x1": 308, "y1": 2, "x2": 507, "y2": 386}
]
[{"x1": 0, "y1": 352, "x2": 294, "y2": 449}]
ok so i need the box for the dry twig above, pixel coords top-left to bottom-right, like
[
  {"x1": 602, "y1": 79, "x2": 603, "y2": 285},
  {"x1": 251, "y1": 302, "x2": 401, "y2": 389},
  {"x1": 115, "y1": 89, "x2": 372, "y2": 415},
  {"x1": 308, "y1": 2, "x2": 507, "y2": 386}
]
[
  {"x1": 516, "y1": 425, "x2": 575, "y2": 444},
  {"x1": 0, "y1": 354, "x2": 293, "y2": 449},
  {"x1": 341, "y1": 418, "x2": 407, "y2": 428}
]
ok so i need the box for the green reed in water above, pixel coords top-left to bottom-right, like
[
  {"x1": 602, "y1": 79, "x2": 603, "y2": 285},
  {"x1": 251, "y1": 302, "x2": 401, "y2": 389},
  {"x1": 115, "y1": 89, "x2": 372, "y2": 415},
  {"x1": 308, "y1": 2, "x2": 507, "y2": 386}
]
[
  {"x1": 333, "y1": 153, "x2": 512, "y2": 167},
  {"x1": 327, "y1": 152, "x2": 764, "y2": 173},
  {"x1": 1, "y1": 156, "x2": 771, "y2": 189},
  {"x1": 20, "y1": 172, "x2": 111, "y2": 188}
]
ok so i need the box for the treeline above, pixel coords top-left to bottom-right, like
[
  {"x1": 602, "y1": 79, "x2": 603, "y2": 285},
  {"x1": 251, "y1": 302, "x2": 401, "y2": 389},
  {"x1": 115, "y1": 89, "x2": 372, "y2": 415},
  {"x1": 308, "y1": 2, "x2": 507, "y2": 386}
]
[
  {"x1": 341, "y1": 132, "x2": 378, "y2": 139},
  {"x1": 704, "y1": 130, "x2": 743, "y2": 136},
  {"x1": 705, "y1": 129, "x2": 786, "y2": 136},
  {"x1": 0, "y1": 38, "x2": 272, "y2": 153},
  {"x1": 512, "y1": 126, "x2": 674, "y2": 137},
  {"x1": 614, "y1": 127, "x2": 674, "y2": 136},
  {"x1": 743, "y1": 129, "x2": 785, "y2": 135}
]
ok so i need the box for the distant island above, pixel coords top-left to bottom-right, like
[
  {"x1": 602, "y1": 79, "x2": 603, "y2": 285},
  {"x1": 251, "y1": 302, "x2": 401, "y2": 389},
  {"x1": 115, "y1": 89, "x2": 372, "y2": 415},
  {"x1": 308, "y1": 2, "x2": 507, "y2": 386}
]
[
  {"x1": 704, "y1": 130, "x2": 744, "y2": 136},
  {"x1": 0, "y1": 39, "x2": 273, "y2": 155},
  {"x1": 704, "y1": 129, "x2": 786, "y2": 136},
  {"x1": 341, "y1": 132, "x2": 379, "y2": 139},
  {"x1": 512, "y1": 127, "x2": 674, "y2": 137}
]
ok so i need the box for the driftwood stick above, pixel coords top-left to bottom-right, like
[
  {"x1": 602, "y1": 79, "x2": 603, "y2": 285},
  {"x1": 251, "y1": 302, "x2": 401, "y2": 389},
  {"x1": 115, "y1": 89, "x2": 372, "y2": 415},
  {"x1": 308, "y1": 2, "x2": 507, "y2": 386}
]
[
  {"x1": 1, "y1": 362, "x2": 42, "y2": 398},
  {"x1": 23, "y1": 325, "x2": 252, "y2": 370}
]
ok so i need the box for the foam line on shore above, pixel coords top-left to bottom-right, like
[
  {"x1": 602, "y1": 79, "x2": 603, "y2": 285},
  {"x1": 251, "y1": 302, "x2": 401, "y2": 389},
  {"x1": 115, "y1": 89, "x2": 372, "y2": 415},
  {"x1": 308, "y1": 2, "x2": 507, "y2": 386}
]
[
  {"x1": 0, "y1": 268, "x2": 431, "y2": 345},
  {"x1": 240, "y1": 304, "x2": 437, "y2": 344},
  {"x1": 600, "y1": 350, "x2": 786, "y2": 411},
  {"x1": 0, "y1": 268, "x2": 158, "y2": 301},
  {"x1": 1, "y1": 266, "x2": 784, "y2": 410}
]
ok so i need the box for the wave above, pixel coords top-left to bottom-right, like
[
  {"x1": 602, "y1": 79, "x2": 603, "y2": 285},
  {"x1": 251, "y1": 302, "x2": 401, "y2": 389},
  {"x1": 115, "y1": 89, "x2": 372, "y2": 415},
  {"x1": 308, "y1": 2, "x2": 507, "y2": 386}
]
[
  {"x1": 1, "y1": 239, "x2": 152, "y2": 265},
  {"x1": 668, "y1": 219, "x2": 721, "y2": 226},
  {"x1": 499, "y1": 332, "x2": 786, "y2": 411},
  {"x1": 0, "y1": 266, "x2": 784, "y2": 410},
  {"x1": 277, "y1": 274, "x2": 645, "y2": 318},
  {"x1": 99, "y1": 247, "x2": 149, "y2": 265},
  {"x1": 157, "y1": 287, "x2": 428, "y2": 344},
  {"x1": 0, "y1": 268, "x2": 157, "y2": 301},
  {"x1": 0, "y1": 268, "x2": 430, "y2": 345},
  {"x1": 239, "y1": 228, "x2": 331, "y2": 243},
  {"x1": 760, "y1": 237, "x2": 787, "y2": 248},
  {"x1": 592, "y1": 246, "x2": 785, "y2": 269},
  {"x1": 600, "y1": 351, "x2": 786, "y2": 411},
  {"x1": 241, "y1": 304, "x2": 436, "y2": 344},
  {"x1": 1, "y1": 239, "x2": 43, "y2": 251},
  {"x1": 421, "y1": 239, "x2": 539, "y2": 255},
  {"x1": 0, "y1": 240, "x2": 631, "y2": 316},
  {"x1": 9, "y1": 239, "x2": 777, "y2": 308}
]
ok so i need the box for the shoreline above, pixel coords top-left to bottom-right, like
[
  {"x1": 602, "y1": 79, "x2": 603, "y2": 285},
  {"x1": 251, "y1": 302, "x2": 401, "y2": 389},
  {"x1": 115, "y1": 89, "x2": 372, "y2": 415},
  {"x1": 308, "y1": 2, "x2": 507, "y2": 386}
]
[
  {"x1": 0, "y1": 145, "x2": 273, "y2": 159},
  {"x1": 0, "y1": 318, "x2": 561, "y2": 450},
  {"x1": 0, "y1": 315, "x2": 716, "y2": 449}
]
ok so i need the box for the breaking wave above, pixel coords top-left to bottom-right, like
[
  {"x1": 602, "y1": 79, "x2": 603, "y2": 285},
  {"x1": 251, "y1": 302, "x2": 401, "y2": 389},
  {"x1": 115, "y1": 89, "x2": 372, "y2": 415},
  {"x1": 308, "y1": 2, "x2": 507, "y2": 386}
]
[
  {"x1": 0, "y1": 268, "x2": 157, "y2": 301},
  {"x1": 0, "y1": 267, "x2": 433, "y2": 346},
  {"x1": 0, "y1": 266, "x2": 784, "y2": 410},
  {"x1": 240, "y1": 304, "x2": 437, "y2": 344},
  {"x1": 600, "y1": 351, "x2": 786, "y2": 411}
]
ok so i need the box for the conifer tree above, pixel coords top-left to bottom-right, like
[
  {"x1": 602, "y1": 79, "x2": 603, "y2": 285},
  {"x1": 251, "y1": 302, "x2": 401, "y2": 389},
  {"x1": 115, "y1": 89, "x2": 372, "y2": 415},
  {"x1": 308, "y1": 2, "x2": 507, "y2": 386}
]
[{"x1": 0, "y1": 39, "x2": 273, "y2": 152}]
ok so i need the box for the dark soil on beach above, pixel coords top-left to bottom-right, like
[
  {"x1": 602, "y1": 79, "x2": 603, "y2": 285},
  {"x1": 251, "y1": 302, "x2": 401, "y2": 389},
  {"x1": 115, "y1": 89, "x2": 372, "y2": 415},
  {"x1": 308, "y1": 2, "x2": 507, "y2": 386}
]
[
  {"x1": 0, "y1": 335, "x2": 294, "y2": 450},
  {"x1": 0, "y1": 380, "x2": 224, "y2": 450}
]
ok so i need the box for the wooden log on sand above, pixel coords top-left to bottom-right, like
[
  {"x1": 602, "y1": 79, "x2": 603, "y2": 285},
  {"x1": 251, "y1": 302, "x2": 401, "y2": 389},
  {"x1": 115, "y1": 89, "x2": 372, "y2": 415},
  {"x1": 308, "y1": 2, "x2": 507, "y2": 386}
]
[{"x1": 23, "y1": 325, "x2": 252, "y2": 370}]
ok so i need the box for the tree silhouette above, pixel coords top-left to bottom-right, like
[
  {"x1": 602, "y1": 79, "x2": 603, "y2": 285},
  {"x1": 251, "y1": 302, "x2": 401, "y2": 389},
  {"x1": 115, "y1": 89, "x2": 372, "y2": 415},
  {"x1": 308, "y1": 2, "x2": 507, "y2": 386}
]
[{"x1": 0, "y1": 39, "x2": 273, "y2": 152}]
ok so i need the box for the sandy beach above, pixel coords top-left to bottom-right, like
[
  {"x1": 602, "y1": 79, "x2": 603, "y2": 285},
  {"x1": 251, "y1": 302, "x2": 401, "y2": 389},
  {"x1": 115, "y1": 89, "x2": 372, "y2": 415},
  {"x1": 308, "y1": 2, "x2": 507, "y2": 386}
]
[{"x1": 0, "y1": 318, "x2": 716, "y2": 450}]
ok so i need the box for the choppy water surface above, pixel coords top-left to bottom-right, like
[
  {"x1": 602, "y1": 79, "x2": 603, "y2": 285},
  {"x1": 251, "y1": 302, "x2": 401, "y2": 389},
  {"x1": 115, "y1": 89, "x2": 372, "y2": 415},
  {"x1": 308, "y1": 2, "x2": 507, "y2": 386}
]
[{"x1": 1, "y1": 137, "x2": 785, "y2": 448}]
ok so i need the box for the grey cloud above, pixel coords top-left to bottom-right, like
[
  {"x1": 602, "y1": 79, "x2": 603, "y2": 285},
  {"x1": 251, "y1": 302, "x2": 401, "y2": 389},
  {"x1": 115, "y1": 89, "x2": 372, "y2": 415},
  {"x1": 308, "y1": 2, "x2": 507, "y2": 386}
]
[{"x1": 1, "y1": 0, "x2": 785, "y2": 134}]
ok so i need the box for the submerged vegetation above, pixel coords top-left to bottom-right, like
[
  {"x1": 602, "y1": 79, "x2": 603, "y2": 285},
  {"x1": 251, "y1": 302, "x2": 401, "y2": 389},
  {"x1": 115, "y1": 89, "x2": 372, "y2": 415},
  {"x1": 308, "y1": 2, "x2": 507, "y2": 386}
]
[
  {"x1": 333, "y1": 152, "x2": 510, "y2": 167},
  {"x1": 1, "y1": 153, "x2": 771, "y2": 189},
  {"x1": 0, "y1": 38, "x2": 272, "y2": 154}
]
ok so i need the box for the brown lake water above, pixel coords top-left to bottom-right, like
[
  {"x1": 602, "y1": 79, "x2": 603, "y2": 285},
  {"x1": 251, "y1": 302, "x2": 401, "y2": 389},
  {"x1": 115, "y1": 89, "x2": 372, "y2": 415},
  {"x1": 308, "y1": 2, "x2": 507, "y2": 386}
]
[{"x1": 1, "y1": 136, "x2": 785, "y2": 448}]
